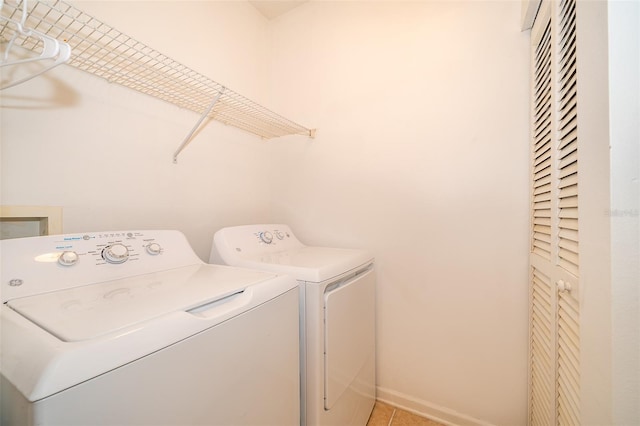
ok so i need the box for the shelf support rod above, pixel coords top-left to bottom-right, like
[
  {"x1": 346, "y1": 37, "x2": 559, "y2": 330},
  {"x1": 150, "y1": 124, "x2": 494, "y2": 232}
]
[{"x1": 173, "y1": 87, "x2": 225, "y2": 164}]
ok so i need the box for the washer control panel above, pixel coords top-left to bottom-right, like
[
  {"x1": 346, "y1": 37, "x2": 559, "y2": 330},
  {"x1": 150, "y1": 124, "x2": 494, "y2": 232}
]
[
  {"x1": 1, "y1": 230, "x2": 200, "y2": 302},
  {"x1": 47, "y1": 231, "x2": 166, "y2": 267}
]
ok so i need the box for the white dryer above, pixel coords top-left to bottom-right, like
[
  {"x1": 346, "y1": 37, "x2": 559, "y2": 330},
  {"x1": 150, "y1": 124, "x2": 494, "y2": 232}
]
[
  {"x1": 210, "y1": 224, "x2": 376, "y2": 426},
  {"x1": 1, "y1": 230, "x2": 300, "y2": 426}
]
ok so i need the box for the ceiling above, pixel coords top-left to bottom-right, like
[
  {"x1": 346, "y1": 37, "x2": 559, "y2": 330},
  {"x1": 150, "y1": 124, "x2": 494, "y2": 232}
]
[{"x1": 249, "y1": 1, "x2": 309, "y2": 20}]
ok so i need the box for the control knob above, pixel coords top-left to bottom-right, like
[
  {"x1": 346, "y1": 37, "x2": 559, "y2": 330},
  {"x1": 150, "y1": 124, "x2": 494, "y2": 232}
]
[
  {"x1": 58, "y1": 251, "x2": 79, "y2": 266},
  {"x1": 102, "y1": 244, "x2": 129, "y2": 264},
  {"x1": 260, "y1": 231, "x2": 273, "y2": 244},
  {"x1": 275, "y1": 231, "x2": 285, "y2": 240},
  {"x1": 146, "y1": 242, "x2": 162, "y2": 255}
]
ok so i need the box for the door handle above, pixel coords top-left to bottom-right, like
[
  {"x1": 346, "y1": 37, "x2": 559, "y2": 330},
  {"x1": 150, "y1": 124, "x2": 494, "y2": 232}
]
[{"x1": 557, "y1": 280, "x2": 572, "y2": 293}]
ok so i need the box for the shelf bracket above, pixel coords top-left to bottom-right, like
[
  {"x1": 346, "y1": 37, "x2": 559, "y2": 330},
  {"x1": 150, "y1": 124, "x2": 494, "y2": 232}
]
[{"x1": 173, "y1": 87, "x2": 225, "y2": 164}]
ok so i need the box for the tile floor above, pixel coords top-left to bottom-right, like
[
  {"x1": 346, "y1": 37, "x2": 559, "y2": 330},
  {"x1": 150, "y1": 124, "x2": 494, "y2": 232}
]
[{"x1": 366, "y1": 401, "x2": 446, "y2": 426}]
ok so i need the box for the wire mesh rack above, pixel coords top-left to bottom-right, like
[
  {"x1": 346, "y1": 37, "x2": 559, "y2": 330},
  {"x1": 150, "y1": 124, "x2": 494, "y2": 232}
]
[{"x1": 0, "y1": 0, "x2": 315, "y2": 147}]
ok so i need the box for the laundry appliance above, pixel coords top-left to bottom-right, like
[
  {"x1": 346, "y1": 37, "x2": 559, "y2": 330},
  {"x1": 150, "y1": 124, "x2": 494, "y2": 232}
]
[
  {"x1": 0, "y1": 230, "x2": 300, "y2": 426},
  {"x1": 210, "y1": 224, "x2": 376, "y2": 426}
]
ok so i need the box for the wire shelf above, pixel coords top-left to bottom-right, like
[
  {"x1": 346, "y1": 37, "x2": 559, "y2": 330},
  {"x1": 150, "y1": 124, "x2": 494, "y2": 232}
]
[{"x1": 0, "y1": 0, "x2": 314, "y2": 141}]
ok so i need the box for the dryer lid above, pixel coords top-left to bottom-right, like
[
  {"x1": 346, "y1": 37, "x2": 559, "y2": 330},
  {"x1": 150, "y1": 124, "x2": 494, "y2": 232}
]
[
  {"x1": 6, "y1": 264, "x2": 276, "y2": 342},
  {"x1": 238, "y1": 247, "x2": 373, "y2": 283}
]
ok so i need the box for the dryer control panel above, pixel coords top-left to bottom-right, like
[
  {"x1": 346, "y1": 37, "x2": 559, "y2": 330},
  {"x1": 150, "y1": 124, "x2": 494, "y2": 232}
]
[
  {"x1": 211, "y1": 224, "x2": 305, "y2": 263},
  {"x1": 256, "y1": 228, "x2": 291, "y2": 245},
  {"x1": 1, "y1": 230, "x2": 202, "y2": 303}
]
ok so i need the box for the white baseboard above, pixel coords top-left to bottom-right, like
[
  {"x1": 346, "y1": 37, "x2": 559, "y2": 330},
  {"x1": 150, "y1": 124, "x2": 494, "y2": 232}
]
[{"x1": 375, "y1": 386, "x2": 496, "y2": 426}]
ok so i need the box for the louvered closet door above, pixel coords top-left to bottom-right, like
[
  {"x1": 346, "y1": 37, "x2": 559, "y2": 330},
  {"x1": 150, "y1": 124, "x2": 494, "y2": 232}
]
[{"x1": 528, "y1": 1, "x2": 581, "y2": 425}]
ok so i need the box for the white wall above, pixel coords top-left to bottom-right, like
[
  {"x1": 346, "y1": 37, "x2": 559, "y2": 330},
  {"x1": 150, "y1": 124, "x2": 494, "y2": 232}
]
[
  {"x1": 266, "y1": 2, "x2": 530, "y2": 425},
  {"x1": 1, "y1": 1, "x2": 273, "y2": 259},
  {"x1": 608, "y1": 0, "x2": 640, "y2": 423}
]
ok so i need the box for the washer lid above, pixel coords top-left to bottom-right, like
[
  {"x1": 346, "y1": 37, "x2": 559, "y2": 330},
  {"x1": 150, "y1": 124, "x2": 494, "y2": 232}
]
[
  {"x1": 6, "y1": 264, "x2": 276, "y2": 342},
  {"x1": 239, "y1": 247, "x2": 373, "y2": 283}
]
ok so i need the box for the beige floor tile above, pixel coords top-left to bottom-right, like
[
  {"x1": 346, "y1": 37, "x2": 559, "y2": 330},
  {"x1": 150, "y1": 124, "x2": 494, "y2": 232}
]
[
  {"x1": 366, "y1": 401, "x2": 395, "y2": 426},
  {"x1": 390, "y1": 408, "x2": 445, "y2": 426}
]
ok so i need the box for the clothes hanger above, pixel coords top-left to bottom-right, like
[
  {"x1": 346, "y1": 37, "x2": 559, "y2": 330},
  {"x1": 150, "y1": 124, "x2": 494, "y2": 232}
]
[{"x1": 0, "y1": 0, "x2": 71, "y2": 90}]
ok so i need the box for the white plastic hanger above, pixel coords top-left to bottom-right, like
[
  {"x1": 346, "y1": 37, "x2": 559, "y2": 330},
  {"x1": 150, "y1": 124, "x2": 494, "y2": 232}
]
[{"x1": 0, "y1": 0, "x2": 71, "y2": 90}]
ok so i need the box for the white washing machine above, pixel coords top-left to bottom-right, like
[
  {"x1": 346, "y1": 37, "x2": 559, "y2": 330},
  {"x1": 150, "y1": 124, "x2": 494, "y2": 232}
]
[
  {"x1": 210, "y1": 224, "x2": 376, "y2": 426},
  {"x1": 0, "y1": 230, "x2": 300, "y2": 426}
]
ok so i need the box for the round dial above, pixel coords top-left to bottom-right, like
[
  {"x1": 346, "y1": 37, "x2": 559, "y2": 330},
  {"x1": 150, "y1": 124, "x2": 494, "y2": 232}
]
[
  {"x1": 102, "y1": 244, "x2": 129, "y2": 264},
  {"x1": 146, "y1": 242, "x2": 162, "y2": 255},
  {"x1": 58, "y1": 251, "x2": 79, "y2": 266},
  {"x1": 260, "y1": 231, "x2": 273, "y2": 244},
  {"x1": 275, "y1": 231, "x2": 285, "y2": 240}
]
